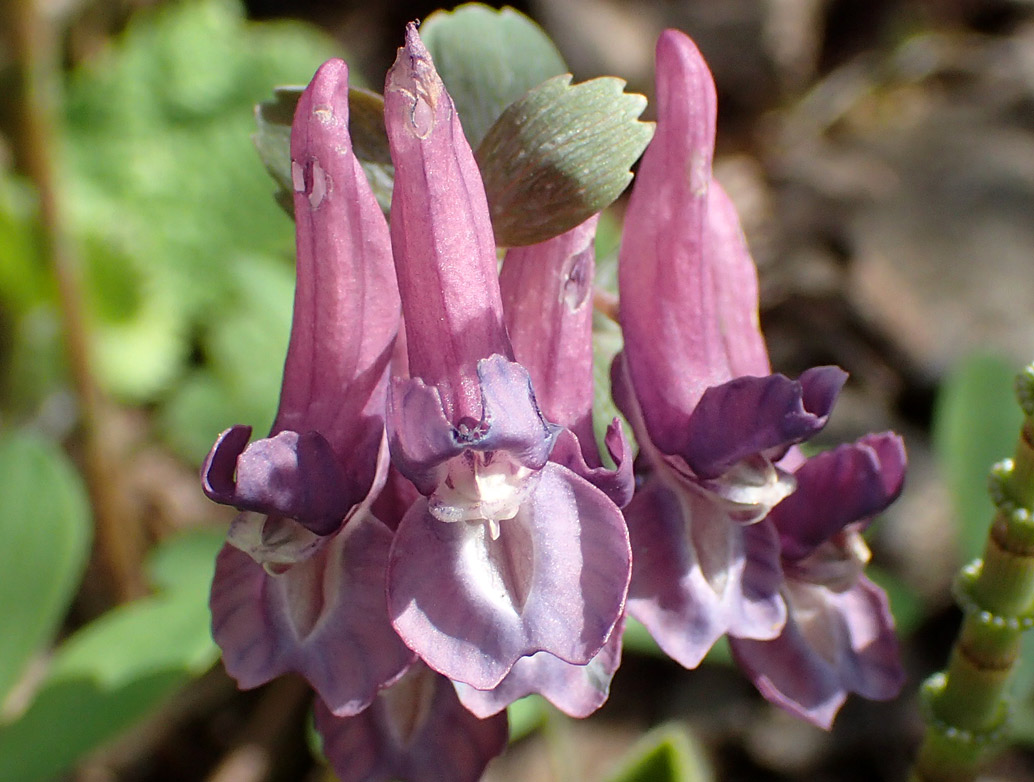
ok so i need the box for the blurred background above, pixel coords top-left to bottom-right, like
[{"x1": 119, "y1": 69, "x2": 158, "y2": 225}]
[{"x1": 2, "y1": 0, "x2": 1034, "y2": 779}]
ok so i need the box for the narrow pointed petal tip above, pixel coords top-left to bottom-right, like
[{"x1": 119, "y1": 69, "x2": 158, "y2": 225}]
[{"x1": 384, "y1": 24, "x2": 509, "y2": 414}]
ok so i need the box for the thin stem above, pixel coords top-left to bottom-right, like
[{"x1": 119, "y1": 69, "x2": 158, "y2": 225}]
[{"x1": 7, "y1": 0, "x2": 145, "y2": 600}]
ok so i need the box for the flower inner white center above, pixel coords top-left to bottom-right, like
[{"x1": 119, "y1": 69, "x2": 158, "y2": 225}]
[{"x1": 429, "y1": 450, "x2": 534, "y2": 538}]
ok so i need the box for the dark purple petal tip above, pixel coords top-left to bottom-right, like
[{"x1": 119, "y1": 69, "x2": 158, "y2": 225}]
[
  {"x1": 684, "y1": 366, "x2": 847, "y2": 479},
  {"x1": 772, "y1": 432, "x2": 907, "y2": 561},
  {"x1": 201, "y1": 425, "x2": 357, "y2": 536}
]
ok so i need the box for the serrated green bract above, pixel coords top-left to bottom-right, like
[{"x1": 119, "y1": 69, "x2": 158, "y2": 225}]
[
  {"x1": 0, "y1": 529, "x2": 223, "y2": 782},
  {"x1": 932, "y1": 353, "x2": 1022, "y2": 561},
  {"x1": 477, "y1": 74, "x2": 654, "y2": 247},
  {"x1": 606, "y1": 725, "x2": 714, "y2": 782},
  {"x1": 420, "y1": 3, "x2": 568, "y2": 149},
  {"x1": 0, "y1": 433, "x2": 91, "y2": 707}
]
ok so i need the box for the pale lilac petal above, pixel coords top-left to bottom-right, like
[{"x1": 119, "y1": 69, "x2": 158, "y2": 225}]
[
  {"x1": 455, "y1": 614, "x2": 625, "y2": 719},
  {"x1": 625, "y1": 480, "x2": 785, "y2": 668},
  {"x1": 387, "y1": 355, "x2": 559, "y2": 495},
  {"x1": 730, "y1": 577, "x2": 904, "y2": 729},
  {"x1": 387, "y1": 462, "x2": 631, "y2": 689},
  {"x1": 549, "y1": 422, "x2": 635, "y2": 508},
  {"x1": 772, "y1": 433, "x2": 907, "y2": 561},
  {"x1": 708, "y1": 182, "x2": 770, "y2": 378},
  {"x1": 684, "y1": 366, "x2": 847, "y2": 479},
  {"x1": 210, "y1": 513, "x2": 414, "y2": 715},
  {"x1": 500, "y1": 217, "x2": 600, "y2": 457},
  {"x1": 314, "y1": 664, "x2": 508, "y2": 782},
  {"x1": 202, "y1": 426, "x2": 354, "y2": 535},
  {"x1": 384, "y1": 24, "x2": 510, "y2": 422},
  {"x1": 618, "y1": 30, "x2": 723, "y2": 454},
  {"x1": 279, "y1": 58, "x2": 399, "y2": 502}
]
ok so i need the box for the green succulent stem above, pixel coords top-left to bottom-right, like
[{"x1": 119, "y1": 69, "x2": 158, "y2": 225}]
[{"x1": 912, "y1": 366, "x2": 1034, "y2": 781}]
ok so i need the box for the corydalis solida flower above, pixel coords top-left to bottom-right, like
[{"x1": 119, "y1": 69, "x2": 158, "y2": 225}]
[
  {"x1": 382, "y1": 25, "x2": 631, "y2": 692},
  {"x1": 201, "y1": 59, "x2": 412, "y2": 716},
  {"x1": 615, "y1": 28, "x2": 905, "y2": 723}
]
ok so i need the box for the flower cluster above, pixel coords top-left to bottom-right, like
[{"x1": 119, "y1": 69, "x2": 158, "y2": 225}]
[{"x1": 201, "y1": 23, "x2": 906, "y2": 782}]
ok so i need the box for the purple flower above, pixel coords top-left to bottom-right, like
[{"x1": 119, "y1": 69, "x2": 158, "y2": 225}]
[
  {"x1": 730, "y1": 434, "x2": 907, "y2": 728},
  {"x1": 615, "y1": 24, "x2": 905, "y2": 712},
  {"x1": 201, "y1": 59, "x2": 413, "y2": 716},
  {"x1": 314, "y1": 662, "x2": 508, "y2": 782},
  {"x1": 382, "y1": 25, "x2": 631, "y2": 692}
]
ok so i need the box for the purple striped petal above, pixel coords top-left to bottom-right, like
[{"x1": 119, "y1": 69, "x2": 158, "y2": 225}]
[
  {"x1": 210, "y1": 513, "x2": 414, "y2": 715},
  {"x1": 625, "y1": 480, "x2": 785, "y2": 668},
  {"x1": 772, "y1": 433, "x2": 907, "y2": 561},
  {"x1": 387, "y1": 462, "x2": 631, "y2": 689},
  {"x1": 684, "y1": 366, "x2": 847, "y2": 479},
  {"x1": 730, "y1": 577, "x2": 904, "y2": 729},
  {"x1": 500, "y1": 217, "x2": 600, "y2": 457},
  {"x1": 384, "y1": 24, "x2": 511, "y2": 423},
  {"x1": 618, "y1": 30, "x2": 723, "y2": 454},
  {"x1": 455, "y1": 614, "x2": 625, "y2": 719},
  {"x1": 314, "y1": 664, "x2": 508, "y2": 782}
]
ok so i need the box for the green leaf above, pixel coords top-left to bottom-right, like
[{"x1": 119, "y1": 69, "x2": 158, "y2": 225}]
[
  {"x1": 421, "y1": 3, "x2": 568, "y2": 148},
  {"x1": 506, "y1": 694, "x2": 549, "y2": 742},
  {"x1": 932, "y1": 354, "x2": 1023, "y2": 561},
  {"x1": 0, "y1": 530, "x2": 222, "y2": 782},
  {"x1": 0, "y1": 433, "x2": 91, "y2": 706},
  {"x1": 606, "y1": 725, "x2": 713, "y2": 782},
  {"x1": 477, "y1": 74, "x2": 654, "y2": 247}
]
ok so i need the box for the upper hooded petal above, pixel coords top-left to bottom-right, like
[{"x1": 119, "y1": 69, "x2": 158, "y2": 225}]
[
  {"x1": 278, "y1": 57, "x2": 399, "y2": 503},
  {"x1": 730, "y1": 576, "x2": 905, "y2": 729},
  {"x1": 386, "y1": 462, "x2": 631, "y2": 689},
  {"x1": 618, "y1": 30, "x2": 724, "y2": 454},
  {"x1": 683, "y1": 366, "x2": 847, "y2": 480},
  {"x1": 625, "y1": 479, "x2": 785, "y2": 668},
  {"x1": 384, "y1": 24, "x2": 511, "y2": 423},
  {"x1": 454, "y1": 614, "x2": 625, "y2": 719},
  {"x1": 209, "y1": 512, "x2": 414, "y2": 715},
  {"x1": 500, "y1": 217, "x2": 600, "y2": 459},
  {"x1": 314, "y1": 664, "x2": 508, "y2": 782},
  {"x1": 772, "y1": 433, "x2": 907, "y2": 561}
]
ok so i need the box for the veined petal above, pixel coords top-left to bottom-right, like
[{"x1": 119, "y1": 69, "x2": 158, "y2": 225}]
[
  {"x1": 387, "y1": 355, "x2": 559, "y2": 495},
  {"x1": 625, "y1": 480, "x2": 785, "y2": 668},
  {"x1": 210, "y1": 512, "x2": 414, "y2": 715},
  {"x1": 772, "y1": 433, "x2": 907, "y2": 561},
  {"x1": 279, "y1": 58, "x2": 399, "y2": 503},
  {"x1": 202, "y1": 426, "x2": 355, "y2": 536},
  {"x1": 618, "y1": 30, "x2": 723, "y2": 454},
  {"x1": 500, "y1": 217, "x2": 599, "y2": 457},
  {"x1": 387, "y1": 462, "x2": 631, "y2": 689},
  {"x1": 683, "y1": 366, "x2": 847, "y2": 479},
  {"x1": 314, "y1": 664, "x2": 508, "y2": 782},
  {"x1": 730, "y1": 577, "x2": 904, "y2": 729},
  {"x1": 384, "y1": 24, "x2": 511, "y2": 422},
  {"x1": 454, "y1": 614, "x2": 625, "y2": 719}
]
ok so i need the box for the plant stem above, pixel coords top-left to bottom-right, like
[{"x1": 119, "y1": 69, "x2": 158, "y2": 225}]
[
  {"x1": 7, "y1": 0, "x2": 145, "y2": 601},
  {"x1": 911, "y1": 365, "x2": 1034, "y2": 781}
]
